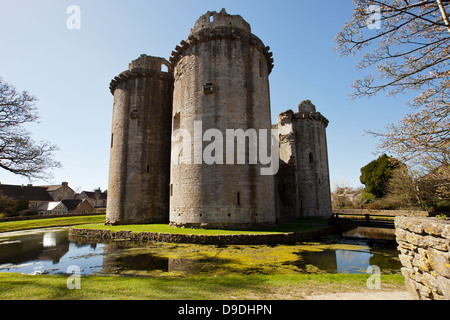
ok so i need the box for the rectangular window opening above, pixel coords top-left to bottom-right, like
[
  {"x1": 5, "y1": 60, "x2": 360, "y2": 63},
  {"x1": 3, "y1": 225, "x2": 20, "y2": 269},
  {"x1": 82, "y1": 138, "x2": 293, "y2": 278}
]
[
  {"x1": 173, "y1": 112, "x2": 181, "y2": 132},
  {"x1": 111, "y1": 134, "x2": 114, "y2": 148},
  {"x1": 236, "y1": 192, "x2": 241, "y2": 206}
]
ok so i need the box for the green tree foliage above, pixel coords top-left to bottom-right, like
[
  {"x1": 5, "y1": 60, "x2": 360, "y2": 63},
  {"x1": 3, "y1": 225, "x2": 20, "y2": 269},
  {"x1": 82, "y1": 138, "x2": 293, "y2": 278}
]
[
  {"x1": 0, "y1": 192, "x2": 29, "y2": 217},
  {"x1": 360, "y1": 154, "x2": 401, "y2": 198}
]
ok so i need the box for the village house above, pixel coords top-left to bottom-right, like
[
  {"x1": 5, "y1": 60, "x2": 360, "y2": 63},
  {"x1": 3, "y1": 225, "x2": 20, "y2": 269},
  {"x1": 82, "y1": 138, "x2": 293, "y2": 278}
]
[
  {"x1": 40, "y1": 182, "x2": 76, "y2": 201},
  {"x1": 36, "y1": 199, "x2": 94, "y2": 216},
  {"x1": 76, "y1": 188, "x2": 107, "y2": 209},
  {"x1": 0, "y1": 182, "x2": 96, "y2": 215},
  {"x1": 0, "y1": 183, "x2": 52, "y2": 209},
  {"x1": 36, "y1": 201, "x2": 69, "y2": 215}
]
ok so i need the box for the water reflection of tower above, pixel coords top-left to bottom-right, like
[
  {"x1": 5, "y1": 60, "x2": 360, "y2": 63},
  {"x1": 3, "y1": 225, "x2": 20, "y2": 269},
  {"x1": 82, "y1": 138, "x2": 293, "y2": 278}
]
[
  {"x1": 102, "y1": 243, "x2": 170, "y2": 275},
  {"x1": 39, "y1": 231, "x2": 70, "y2": 263},
  {"x1": 0, "y1": 231, "x2": 70, "y2": 265},
  {"x1": 297, "y1": 249, "x2": 338, "y2": 272},
  {"x1": 101, "y1": 244, "x2": 203, "y2": 276}
]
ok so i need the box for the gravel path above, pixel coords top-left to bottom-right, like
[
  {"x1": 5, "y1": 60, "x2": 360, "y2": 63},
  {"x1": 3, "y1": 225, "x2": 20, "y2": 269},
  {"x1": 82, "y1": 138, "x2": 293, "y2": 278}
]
[{"x1": 306, "y1": 290, "x2": 412, "y2": 300}]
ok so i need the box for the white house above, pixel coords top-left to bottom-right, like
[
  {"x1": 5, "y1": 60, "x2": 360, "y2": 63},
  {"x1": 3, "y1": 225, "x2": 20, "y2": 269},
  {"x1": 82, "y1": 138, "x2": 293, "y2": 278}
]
[{"x1": 36, "y1": 202, "x2": 68, "y2": 215}]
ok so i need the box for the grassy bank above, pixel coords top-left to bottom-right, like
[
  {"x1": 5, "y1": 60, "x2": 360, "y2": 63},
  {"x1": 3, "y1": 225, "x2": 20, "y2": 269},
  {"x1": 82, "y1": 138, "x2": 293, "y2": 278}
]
[
  {"x1": 0, "y1": 272, "x2": 405, "y2": 300},
  {"x1": 0, "y1": 215, "x2": 328, "y2": 235},
  {"x1": 73, "y1": 219, "x2": 329, "y2": 236},
  {"x1": 0, "y1": 215, "x2": 106, "y2": 233}
]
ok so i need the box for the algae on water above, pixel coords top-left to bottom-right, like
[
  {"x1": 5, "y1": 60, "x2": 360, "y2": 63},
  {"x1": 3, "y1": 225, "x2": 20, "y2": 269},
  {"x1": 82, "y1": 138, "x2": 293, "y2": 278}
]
[{"x1": 98, "y1": 240, "x2": 398, "y2": 277}]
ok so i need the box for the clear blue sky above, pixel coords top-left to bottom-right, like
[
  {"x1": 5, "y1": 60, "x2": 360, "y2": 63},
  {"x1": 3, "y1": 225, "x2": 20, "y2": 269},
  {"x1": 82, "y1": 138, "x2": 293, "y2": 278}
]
[{"x1": 0, "y1": 0, "x2": 413, "y2": 192}]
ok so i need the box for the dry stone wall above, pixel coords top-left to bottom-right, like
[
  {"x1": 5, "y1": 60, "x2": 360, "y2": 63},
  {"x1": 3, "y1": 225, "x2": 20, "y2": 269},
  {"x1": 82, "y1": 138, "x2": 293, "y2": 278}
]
[
  {"x1": 69, "y1": 225, "x2": 337, "y2": 245},
  {"x1": 395, "y1": 216, "x2": 450, "y2": 300}
]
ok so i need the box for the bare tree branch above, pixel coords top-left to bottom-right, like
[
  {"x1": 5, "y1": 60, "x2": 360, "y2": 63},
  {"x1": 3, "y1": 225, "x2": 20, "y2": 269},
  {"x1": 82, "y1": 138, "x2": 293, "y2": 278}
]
[
  {"x1": 336, "y1": 0, "x2": 450, "y2": 170},
  {"x1": 0, "y1": 78, "x2": 61, "y2": 180}
]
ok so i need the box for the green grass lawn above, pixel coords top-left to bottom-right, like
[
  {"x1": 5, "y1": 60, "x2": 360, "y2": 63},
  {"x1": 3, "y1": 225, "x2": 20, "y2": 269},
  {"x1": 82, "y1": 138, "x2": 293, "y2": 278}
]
[
  {"x1": 0, "y1": 215, "x2": 106, "y2": 233},
  {"x1": 0, "y1": 215, "x2": 328, "y2": 235},
  {"x1": 0, "y1": 272, "x2": 405, "y2": 300},
  {"x1": 72, "y1": 219, "x2": 329, "y2": 236}
]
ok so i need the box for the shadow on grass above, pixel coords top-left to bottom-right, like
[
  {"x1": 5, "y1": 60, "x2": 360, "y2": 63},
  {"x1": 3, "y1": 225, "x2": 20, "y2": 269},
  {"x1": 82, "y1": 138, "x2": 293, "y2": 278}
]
[
  {"x1": 0, "y1": 272, "x2": 273, "y2": 300},
  {"x1": 0, "y1": 272, "x2": 405, "y2": 300},
  {"x1": 142, "y1": 275, "x2": 273, "y2": 300}
]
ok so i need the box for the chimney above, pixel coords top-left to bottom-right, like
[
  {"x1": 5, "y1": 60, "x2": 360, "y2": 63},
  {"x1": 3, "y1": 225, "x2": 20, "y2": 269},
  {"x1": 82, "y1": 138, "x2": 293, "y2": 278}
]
[
  {"x1": 95, "y1": 188, "x2": 101, "y2": 199},
  {"x1": 62, "y1": 182, "x2": 68, "y2": 187}
]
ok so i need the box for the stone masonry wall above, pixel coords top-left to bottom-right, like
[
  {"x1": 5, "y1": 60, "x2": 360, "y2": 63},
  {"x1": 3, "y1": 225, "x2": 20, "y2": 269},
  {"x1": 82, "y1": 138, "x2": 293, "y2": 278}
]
[
  {"x1": 275, "y1": 100, "x2": 332, "y2": 221},
  {"x1": 395, "y1": 216, "x2": 450, "y2": 300},
  {"x1": 106, "y1": 54, "x2": 173, "y2": 225},
  {"x1": 69, "y1": 225, "x2": 337, "y2": 245},
  {"x1": 169, "y1": 9, "x2": 276, "y2": 229}
]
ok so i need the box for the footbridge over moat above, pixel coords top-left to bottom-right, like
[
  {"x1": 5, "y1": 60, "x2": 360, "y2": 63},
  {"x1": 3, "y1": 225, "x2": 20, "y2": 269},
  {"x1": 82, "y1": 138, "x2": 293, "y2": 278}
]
[{"x1": 329, "y1": 209, "x2": 429, "y2": 229}]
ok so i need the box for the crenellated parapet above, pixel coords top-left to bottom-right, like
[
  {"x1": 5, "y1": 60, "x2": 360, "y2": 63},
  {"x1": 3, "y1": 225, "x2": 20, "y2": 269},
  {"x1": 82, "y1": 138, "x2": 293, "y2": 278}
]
[
  {"x1": 294, "y1": 111, "x2": 329, "y2": 127},
  {"x1": 109, "y1": 69, "x2": 174, "y2": 95},
  {"x1": 295, "y1": 100, "x2": 329, "y2": 127},
  {"x1": 169, "y1": 9, "x2": 274, "y2": 74},
  {"x1": 109, "y1": 54, "x2": 173, "y2": 95},
  {"x1": 277, "y1": 102, "x2": 329, "y2": 128},
  {"x1": 191, "y1": 9, "x2": 251, "y2": 33}
]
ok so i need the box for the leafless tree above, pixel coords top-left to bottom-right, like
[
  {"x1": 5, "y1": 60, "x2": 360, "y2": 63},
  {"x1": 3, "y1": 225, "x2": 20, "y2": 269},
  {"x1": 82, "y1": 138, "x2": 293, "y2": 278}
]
[
  {"x1": 385, "y1": 166, "x2": 425, "y2": 209},
  {"x1": 0, "y1": 78, "x2": 60, "y2": 180},
  {"x1": 336, "y1": 0, "x2": 450, "y2": 169}
]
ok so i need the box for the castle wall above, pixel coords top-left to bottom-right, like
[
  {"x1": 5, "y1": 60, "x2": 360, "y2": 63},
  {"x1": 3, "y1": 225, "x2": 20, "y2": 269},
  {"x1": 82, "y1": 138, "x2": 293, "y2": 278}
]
[
  {"x1": 169, "y1": 9, "x2": 276, "y2": 229},
  {"x1": 104, "y1": 10, "x2": 333, "y2": 228},
  {"x1": 106, "y1": 55, "x2": 173, "y2": 225}
]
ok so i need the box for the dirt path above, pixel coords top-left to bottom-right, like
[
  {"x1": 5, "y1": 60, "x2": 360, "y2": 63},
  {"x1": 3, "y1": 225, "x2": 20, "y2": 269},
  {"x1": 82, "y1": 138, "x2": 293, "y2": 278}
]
[{"x1": 305, "y1": 290, "x2": 412, "y2": 300}]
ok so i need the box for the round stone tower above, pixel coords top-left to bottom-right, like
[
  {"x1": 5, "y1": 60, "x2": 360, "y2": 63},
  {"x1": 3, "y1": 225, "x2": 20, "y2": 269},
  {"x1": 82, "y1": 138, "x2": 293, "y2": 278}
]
[
  {"x1": 295, "y1": 100, "x2": 332, "y2": 218},
  {"x1": 275, "y1": 100, "x2": 331, "y2": 220},
  {"x1": 169, "y1": 9, "x2": 276, "y2": 229},
  {"x1": 106, "y1": 54, "x2": 173, "y2": 225}
]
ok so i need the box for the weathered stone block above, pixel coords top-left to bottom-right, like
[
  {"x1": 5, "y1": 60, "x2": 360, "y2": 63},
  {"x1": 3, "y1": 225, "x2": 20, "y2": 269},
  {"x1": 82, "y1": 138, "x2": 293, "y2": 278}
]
[
  {"x1": 428, "y1": 247, "x2": 450, "y2": 278},
  {"x1": 399, "y1": 252, "x2": 413, "y2": 269},
  {"x1": 395, "y1": 217, "x2": 450, "y2": 300},
  {"x1": 437, "y1": 274, "x2": 450, "y2": 299}
]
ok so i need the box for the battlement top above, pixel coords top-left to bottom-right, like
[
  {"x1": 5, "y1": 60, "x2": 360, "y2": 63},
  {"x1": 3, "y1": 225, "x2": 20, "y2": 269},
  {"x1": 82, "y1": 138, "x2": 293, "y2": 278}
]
[
  {"x1": 191, "y1": 8, "x2": 251, "y2": 34},
  {"x1": 128, "y1": 54, "x2": 171, "y2": 73},
  {"x1": 298, "y1": 100, "x2": 316, "y2": 113},
  {"x1": 110, "y1": 55, "x2": 173, "y2": 95},
  {"x1": 277, "y1": 100, "x2": 329, "y2": 127},
  {"x1": 170, "y1": 10, "x2": 274, "y2": 74}
]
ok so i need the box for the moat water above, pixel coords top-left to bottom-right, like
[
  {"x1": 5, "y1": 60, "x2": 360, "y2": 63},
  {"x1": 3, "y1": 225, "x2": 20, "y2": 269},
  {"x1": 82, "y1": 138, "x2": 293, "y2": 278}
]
[{"x1": 0, "y1": 227, "x2": 402, "y2": 277}]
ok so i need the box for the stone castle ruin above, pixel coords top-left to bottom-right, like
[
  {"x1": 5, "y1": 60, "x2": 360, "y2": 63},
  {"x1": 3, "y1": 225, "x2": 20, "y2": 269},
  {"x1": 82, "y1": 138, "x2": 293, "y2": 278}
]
[{"x1": 106, "y1": 9, "x2": 332, "y2": 229}]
